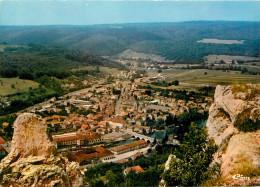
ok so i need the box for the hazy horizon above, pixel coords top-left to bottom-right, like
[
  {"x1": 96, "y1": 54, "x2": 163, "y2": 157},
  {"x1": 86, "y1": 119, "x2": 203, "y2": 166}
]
[{"x1": 0, "y1": 1, "x2": 259, "y2": 26}]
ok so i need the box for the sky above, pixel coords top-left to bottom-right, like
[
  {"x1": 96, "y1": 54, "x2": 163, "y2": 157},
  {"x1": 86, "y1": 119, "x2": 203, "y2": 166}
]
[{"x1": 0, "y1": 1, "x2": 259, "y2": 25}]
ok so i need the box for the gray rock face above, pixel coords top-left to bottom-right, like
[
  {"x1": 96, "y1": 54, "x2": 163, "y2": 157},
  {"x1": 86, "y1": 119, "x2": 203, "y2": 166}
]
[
  {"x1": 0, "y1": 113, "x2": 84, "y2": 187},
  {"x1": 206, "y1": 85, "x2": 260, "y2": 180},
  {"x1": 206, "y1": 85, "x2": 259, "y2": 148}
]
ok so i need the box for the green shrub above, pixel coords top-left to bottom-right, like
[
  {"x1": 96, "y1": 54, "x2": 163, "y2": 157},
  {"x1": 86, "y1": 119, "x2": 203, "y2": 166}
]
[{"x1": 235, "y1": 119, "x2": 260, "y2": 132}]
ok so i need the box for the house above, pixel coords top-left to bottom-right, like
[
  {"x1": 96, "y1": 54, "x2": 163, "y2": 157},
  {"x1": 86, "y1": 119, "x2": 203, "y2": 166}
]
[
  {"x1": 1, "y1": 122, "x2": 9, "y2": 132},
  {"x1": 109, "y1": 118, "x2": 124, "y2": 128},
  {"x1": 81, "y1": 124, "x2": 89, "y2": 130},
  {"x1": 98, "y1": 121, "x2": 108, "y2": 127},
  {"x1": 0, "y1": 137, "x2": 6, "y2": 146},
  {"x1": 114, "y1": 158, "x2": 128, "y2": 164},
  {"x1": 124, "y1": 165, "x2": 144, "y2": 175},
  {"x1": 112, "y1": 140, "x2": 147, "y2": 155},
  {"x1": 1, "y1": 122, "x2": 9, "y2": 128},
  {"x1": 53, "y1": 135, "x2": 86, "y2": 147},
  {"x1": 85, "y1": 134, "x2": 104, "y2": 144},
  {"x1": 131, "y1": 152, "x2": 142, "y2": 160}
]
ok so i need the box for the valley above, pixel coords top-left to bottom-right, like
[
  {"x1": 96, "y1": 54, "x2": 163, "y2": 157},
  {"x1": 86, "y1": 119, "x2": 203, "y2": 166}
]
[{"x1": 0, "y1": 21, "x2": 259, "y2": 187}]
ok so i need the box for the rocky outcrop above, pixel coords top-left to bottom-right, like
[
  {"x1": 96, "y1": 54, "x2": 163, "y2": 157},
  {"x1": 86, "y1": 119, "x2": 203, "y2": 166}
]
[
  {"x1": 0, "y1": 113, "x2": 84, "y2": 187},
  {"x1": 159, "y1": 154, "x2": 175, "y2": 187},
  {"x1": 206, "y1": 85, "x2": 259, "y2": 147},
  {"x1": 206, "y1": 85, "x2": 260, "y2": 184}
]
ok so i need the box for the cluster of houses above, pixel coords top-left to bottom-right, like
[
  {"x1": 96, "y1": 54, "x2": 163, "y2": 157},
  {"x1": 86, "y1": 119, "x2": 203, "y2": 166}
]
[
  {"x1": 0, "y1": 75, "x2": 212, "y2": 166},
  {"x1": 64, "y1": 139, "x2": 149, "y2": 165}
]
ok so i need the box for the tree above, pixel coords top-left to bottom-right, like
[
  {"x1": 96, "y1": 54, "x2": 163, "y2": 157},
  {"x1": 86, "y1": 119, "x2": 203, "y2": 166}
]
[
  {"x1": 152, "y1": 138, "x2": 157, "y2": 146},
  {"x1": 95, "y1": 66, "x2": 100, "y2": 73},
  {"x1": 105, "y1": 170, "x2": 118, "y2": 186},
  {"x1": 241, "y1": 68, "x2": 248, "y2": 74},
  {"x1": 145, "y1": 90, "x2": 152, "y2": 96},
  {"x1": 163, "y1": 123, "x2": 219, "y2": 186},
  {"x1": 90, "y1": 179, "x2": 105, "y2": 187},
  {"x1": 173, "y1": 80, "x2": 179, "y2": 86}
]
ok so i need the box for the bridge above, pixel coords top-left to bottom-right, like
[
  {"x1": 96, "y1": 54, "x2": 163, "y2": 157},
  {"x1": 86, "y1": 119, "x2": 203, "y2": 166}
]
[{"x1": 120, "y1": 129, "x2": 154, "y2": 142}]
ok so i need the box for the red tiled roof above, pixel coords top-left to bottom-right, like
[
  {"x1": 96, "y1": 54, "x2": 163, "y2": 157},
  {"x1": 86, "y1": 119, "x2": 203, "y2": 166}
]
[
  {"x1": 112, "y1": 140, "x2": 146, "y2": 152},
  {"x1": 112, "y1": 118, "x2": 124, "y2": 124},
  {"x1": 119, "y1": 112, "x2": 128, "y2": 117},
  {"x1": 1, "y1": 122, "x2": 9, "y2": 127},
  {"x1": 81, "y1": 124, "x2": 89, "y2": 129},
  {"x1": 114, "y1": 158, "x2": 128, "y2": 164},
  {"x1": 98, "y1": 121, "x2": 107, "y2": 126},
  {"x1": 132, "y1": 152, "x2": 142, "y2": 160},
  {"x1": 86, "y1": 134, "x2": 101, "y2": 140},
  {"x1": 53, "y1": 135, "x2": 86, "y2": 142},
  {"x1": 67, "y1": 147, "x2": 114, "y2": 163},
  {"x1": 126, "y1": 165, "x2": 144, "y2": 173},
  {"x1": 0, "y1": 137, "x2": 6, "y2": 144},
  {"x1": 0, "y1": 145, "x2": 5, "y2": 151}
]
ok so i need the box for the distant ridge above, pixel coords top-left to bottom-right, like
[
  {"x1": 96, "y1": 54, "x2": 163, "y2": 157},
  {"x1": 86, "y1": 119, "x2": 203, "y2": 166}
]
[{"x1": 0, "y1": 21, "x2": 259, "y2": 63}]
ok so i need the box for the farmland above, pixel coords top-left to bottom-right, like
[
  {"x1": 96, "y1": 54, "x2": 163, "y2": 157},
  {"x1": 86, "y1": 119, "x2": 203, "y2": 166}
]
[
  {"x1": 204, "y1": 55, "x2": 260, "y2": 64},
  {"x1": 140, "y1": 68, "x2": 260, "y2": 86}
]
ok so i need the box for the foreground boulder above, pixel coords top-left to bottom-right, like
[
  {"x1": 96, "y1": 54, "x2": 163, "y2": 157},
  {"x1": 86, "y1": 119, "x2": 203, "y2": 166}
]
[
  {"x1": 0, "y1": 113, "x2": 84, "y2": 186},
  {"x1": 206, "y1": 85, "x2": 259, "y2": 185}
]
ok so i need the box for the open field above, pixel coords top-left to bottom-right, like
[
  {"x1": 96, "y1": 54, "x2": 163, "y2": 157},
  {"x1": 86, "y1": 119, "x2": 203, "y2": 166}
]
[
  {"x1": 138, "y1": 82, "x2": 198, "y2": 91},
  {"x1": 164, "y1": 69, "x2": 260, "y2": 85},
  {"x1": 245, "y1": 62, "x2": 260, "y2": 66},
  {"x1": 117, "y1": 49, "x2": 173, "y2": 63},
  {"x1": 140, "y1": 68, "x2": 260, "y2": 86},
  {"x1": 0, "y1": 78, "x2": 39, "y2": 96},
  {"x1": 204, "y1": 55, "x2": 260, "y2": 64}
]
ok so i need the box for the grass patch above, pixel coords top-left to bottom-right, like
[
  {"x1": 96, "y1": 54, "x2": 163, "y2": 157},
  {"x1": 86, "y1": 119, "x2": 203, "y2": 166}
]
[
  {"x1": 231, "y1": 154, "x2": 260, "y2": 178},
  {"x1": 234, "y1": 119, "x2": 260, "y2": 132},
  {"x1": 0, "y1": 77, "x2": 39, "y2": 96},
  {"x1": 231, "y1": 84, "x2": 260, "y2": 100}
]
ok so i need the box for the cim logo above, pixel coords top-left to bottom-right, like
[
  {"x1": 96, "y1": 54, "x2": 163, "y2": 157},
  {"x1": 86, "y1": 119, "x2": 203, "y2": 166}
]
[{"x1": 232, "y1": 174, "x2": 251, "y2": 181}]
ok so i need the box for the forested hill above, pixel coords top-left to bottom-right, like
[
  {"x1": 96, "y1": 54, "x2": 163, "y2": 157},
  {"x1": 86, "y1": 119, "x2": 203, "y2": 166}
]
[
  {"x1": 0, "y1": 45, "x2": 126, "y2": 80},
  {"x1": 0, "y1": 21, "x2": 260, "y2": 63}
]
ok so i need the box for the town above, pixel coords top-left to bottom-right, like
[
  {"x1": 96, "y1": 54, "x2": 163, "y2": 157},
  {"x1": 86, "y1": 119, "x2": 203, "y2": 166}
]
[{"x1": 0, "y1": 68, "x2": 213, "y2": 175}]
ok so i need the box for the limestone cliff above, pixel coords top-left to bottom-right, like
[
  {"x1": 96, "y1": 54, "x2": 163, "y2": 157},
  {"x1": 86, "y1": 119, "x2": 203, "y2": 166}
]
[
  {"x1": 0, "y1": 113, "x2": 84, "y2": 187},
  {"x1": 206, "y1": 85, "x2": 260, "y2": 185}
]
